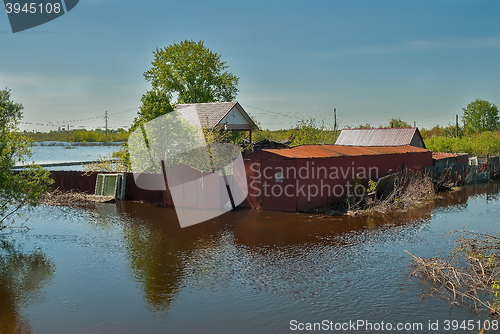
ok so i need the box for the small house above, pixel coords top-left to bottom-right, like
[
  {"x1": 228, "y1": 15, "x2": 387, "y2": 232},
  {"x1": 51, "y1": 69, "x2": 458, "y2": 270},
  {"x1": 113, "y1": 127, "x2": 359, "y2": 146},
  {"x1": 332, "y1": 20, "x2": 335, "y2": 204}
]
[{"x1": 175, "y1": 101, "x2": 259, "y2": 141}]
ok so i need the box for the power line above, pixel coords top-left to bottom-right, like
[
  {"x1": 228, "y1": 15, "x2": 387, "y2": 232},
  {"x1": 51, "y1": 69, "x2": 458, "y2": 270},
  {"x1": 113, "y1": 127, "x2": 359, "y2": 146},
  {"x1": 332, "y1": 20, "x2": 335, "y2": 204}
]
[
  {"x1": 20, "y1": 107, "x2": 139, "y2": 128},
  {"x1": 240, "y1": 103, "x2": 297, "y2": 119}
]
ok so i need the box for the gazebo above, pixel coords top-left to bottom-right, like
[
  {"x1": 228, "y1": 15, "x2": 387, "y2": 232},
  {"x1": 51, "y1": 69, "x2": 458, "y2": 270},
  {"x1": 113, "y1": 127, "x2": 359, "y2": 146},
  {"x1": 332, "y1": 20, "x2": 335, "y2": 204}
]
[{"x1": 174, "y1": 101, "x2": 259, "y2": 145}]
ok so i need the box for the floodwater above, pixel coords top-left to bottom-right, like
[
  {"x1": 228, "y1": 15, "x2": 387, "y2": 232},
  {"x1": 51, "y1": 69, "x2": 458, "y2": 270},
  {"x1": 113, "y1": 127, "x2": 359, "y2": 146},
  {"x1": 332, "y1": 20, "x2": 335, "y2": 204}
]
[
  {"x1": 23, "y1": 142, "x2": 122, "y2": 170},
  {"x1": 1, "y1": 183, "x2": 500, "y2": 333}
]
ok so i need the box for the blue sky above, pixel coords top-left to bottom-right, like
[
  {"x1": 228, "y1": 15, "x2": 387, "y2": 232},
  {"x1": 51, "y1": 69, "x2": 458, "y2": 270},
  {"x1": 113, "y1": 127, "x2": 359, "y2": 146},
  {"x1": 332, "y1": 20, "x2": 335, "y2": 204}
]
[{"x1": 1, "y1": 0, "x2": 499, "y2": 131}]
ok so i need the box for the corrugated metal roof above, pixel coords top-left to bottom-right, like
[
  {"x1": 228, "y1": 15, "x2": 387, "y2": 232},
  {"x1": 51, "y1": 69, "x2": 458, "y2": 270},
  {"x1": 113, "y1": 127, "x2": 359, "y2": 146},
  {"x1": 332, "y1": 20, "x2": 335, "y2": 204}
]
[
  {"x1": 255, "y1": 145, "x2": 429, "y2": 159},
  {"x1": 335, "y1": 128, "x2": 423, "y2": 147},
  {"x1": 432, "y1": 152, "x2": 468, "y2": 160},
  {"x1": 175, "y1": 101, "x2": 258, "y2": 130}
]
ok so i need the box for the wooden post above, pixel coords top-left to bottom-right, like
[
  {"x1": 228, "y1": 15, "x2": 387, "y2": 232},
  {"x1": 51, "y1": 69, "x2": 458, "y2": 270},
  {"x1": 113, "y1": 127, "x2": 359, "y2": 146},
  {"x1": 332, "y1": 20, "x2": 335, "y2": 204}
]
[{"x1": 249, "y1": 130, "x2": 252, "y2": 153}]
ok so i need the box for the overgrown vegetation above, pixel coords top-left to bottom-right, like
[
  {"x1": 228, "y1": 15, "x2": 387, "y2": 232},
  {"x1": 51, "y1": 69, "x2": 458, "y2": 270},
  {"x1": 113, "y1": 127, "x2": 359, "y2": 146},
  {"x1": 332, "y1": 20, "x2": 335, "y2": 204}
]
[
  {"x1": 343, "y1": 171, "x2": 436, "y2": 214},
  {"x1": 250, "y1": 119, "x2": 339, "y2": 147},
  {"x1": 425, "y1": 132, "x2": 500, "y2": 156},
  {"x1": 82, "y1": 154, "x2": 128, "y2": 174},
  {"x1": 0, "y1": 88, "x2": 53, "y2": 229},
  {"x1": 407, "y1": 230, "x2": 500, "y2": 316}
]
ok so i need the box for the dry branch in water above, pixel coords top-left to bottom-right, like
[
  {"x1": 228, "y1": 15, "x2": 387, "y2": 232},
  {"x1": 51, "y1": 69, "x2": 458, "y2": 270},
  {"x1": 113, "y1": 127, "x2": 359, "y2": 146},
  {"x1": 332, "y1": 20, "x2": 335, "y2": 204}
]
[
  {"x1": 406, "y1": 230, "x2": 500, "y2": 316},
  {"x1": 42, "y1": 189, "x2": 115, "y2": 207},
  {"x1": 345, "y1": 171, "x2": 435, "y2": 214}
]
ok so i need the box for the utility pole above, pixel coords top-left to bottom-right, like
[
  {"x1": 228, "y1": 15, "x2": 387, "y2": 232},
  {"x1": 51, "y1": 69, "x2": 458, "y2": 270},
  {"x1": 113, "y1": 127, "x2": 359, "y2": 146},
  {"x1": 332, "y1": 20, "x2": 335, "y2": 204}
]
[
  {"x1": 194, "y1": 87, "x2": 197, "y2": 103},
  {"x1": 334, "y1": 108, "x2": 337, "y2": 133},
  {"x1": 105, "y1": 111, "x2": 108, "y2": 141},
  {"x1": 456, "y1": 114, "x2": 459, "y2": 137}
]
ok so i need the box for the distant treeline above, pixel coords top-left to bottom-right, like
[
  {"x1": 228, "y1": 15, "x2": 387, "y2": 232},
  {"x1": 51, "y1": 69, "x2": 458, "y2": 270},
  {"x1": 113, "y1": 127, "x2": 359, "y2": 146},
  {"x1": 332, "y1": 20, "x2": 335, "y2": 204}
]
[{"x1": 24, "y1": 129, "x2": 129, "y2": 143}]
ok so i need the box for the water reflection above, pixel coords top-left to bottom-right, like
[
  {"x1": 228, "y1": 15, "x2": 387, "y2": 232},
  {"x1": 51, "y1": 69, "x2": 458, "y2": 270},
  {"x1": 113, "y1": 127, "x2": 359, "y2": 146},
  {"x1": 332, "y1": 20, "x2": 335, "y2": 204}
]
[
  {"x1": 111, "y1": 199, "x2": 437, "y2": 314},
  {"x1": 0, "y1": 239, "x2": 55, "y2": 334},
  {"x1": 56, "y1": 179, "x2": 496, "y2": 333}
]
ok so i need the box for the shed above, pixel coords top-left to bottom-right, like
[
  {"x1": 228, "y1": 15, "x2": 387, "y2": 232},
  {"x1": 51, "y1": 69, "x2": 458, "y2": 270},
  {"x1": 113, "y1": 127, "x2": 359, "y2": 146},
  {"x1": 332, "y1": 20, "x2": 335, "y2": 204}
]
[
  {"x1": 241, "y1": 144, "x2": 433, "y2": 212},
  {"x1": 175, "y1": 101, "x2": 259, "y2": 131},
  {"x1": 335, "y1": 127, "x2": 426, "y2": 149}
]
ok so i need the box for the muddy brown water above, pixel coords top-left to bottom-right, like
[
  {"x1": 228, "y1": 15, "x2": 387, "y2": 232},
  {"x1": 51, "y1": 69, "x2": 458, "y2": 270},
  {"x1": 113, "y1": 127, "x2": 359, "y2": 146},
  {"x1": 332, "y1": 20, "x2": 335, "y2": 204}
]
[{"x1": 1, "y1": 181, "x2": 500, "y2": 333}]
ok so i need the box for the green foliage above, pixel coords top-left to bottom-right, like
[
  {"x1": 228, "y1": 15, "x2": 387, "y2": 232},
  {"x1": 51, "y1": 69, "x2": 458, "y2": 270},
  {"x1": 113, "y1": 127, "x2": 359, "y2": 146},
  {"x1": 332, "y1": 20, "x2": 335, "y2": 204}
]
[
  {"x1": 367, "y1": 180, "x2": 377, "y2": 193},
  {"x1": 82, "y1": 154, "x2": 128, "y2": 174},
  {"x1": 24, "y1": 129, "x2": 128, "y2": 143},
  {"x1": 463, "y1": 99, "x2": 499, "y2": 133},
  {"x1": 144, "y1": 39, "x2": 239, "y2": 104},
  {"x1": 251, "y1": 129, "x2": 290, "y2": 143},
  {"x1": 130, "y1": 90, "x2": 174, "y2": 133},
  {"x1": 357, "y1": 123, "x2": 373, "y2": 129},
  {"x1": 424, "y1": 131, "x2": 500, "y2": 156},
  {"x1": 387, "y1": 118, "x2": 411, "y2": 128},
  {"x1": 492, "y1": 281, "x2": 500, "y2": 312},
  {"x1": 421, "y1": 124, "x2": 463, "y2": 140},
  {"x1": 125, "y1": 39, "x2": 241, "y2": 168},
  {"x1": 0, "y1": 88, "x2": 53, "y2": 228},
  {"x1": 128, "y1": 110, "x2": 241, "y2": 175},
  {"x1": 289, "y1": 119, "x2": 338, "y2": 147}
]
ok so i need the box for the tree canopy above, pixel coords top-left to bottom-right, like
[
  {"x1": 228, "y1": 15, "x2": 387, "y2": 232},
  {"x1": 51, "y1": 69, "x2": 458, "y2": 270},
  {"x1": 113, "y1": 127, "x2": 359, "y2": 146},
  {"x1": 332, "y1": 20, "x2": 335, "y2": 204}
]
[
  {"x1": 144, "y1": 39, "x2": 239, "y2": 104},
  {"x1": 462, "y1": 99, "x2": 499, "y2": 133},
  {"x1": 0, "y1": 88, "x2": 52, "y2": 227},
  {"x1": 130, "y1": 90, "x2": 174, "y2": 133},
  {"x1": 388, "y1": 118, "x2": 411, "y2": 128}
]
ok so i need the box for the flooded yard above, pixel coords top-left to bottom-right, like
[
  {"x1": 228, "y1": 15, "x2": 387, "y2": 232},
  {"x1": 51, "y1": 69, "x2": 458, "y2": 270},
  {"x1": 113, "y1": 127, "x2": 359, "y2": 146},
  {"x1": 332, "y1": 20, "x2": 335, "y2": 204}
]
[{"x1": 2, "y1": 181, "x2": 500, "y2": 333}]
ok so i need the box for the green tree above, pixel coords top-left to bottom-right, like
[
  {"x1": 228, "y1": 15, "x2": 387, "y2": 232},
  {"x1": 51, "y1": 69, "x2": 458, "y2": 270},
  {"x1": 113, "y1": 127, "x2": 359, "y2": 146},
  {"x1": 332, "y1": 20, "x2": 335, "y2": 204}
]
[
  {"x1": 120, "y1": 90, "x2": 174, "y2": 168},
  {"x1": 388, "y1": 118, "x2": 411, "y2": 128},
  {"x1": 0, "y1": 88, "x2": 52, "y2": 227},
  {"x1": 462, "y1": 99, "x2": 499, "y2": 133},
  {"x1": 290, "y1": 119, "x2": 337, "y2": 147},
  {"x1": 358, "y1": 123, "x2": 373, "y2": 129},
  {"x1": 130, "y1": 90, "x2": 174, "y2": 132},
  {"x1": 144, "y1": 39, "x2": 239, "y2": 104}
]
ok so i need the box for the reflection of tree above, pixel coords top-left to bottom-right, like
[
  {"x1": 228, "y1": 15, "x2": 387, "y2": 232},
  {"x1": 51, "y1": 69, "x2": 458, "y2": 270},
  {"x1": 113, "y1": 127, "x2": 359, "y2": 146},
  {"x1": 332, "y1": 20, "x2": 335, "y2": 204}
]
[
  {"x1": 124, "y1": 226, "x2": 185, "y2": 312},
  {"x1": 0, "y1": 239, "x2": 55, "y2": 334},
  {"x1": 118, "y1": 202, "x2": 232, "y2": 313}
]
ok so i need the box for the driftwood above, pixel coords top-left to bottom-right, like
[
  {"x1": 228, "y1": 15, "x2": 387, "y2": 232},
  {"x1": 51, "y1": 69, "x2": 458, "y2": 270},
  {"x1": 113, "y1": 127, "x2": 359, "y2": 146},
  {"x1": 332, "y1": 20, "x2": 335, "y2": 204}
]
[
  {"x1": 42, "y1": 189, "x2": 115, "y2": 207},
  {"x1": 406, "y1": 230, "x2": 500, "y2": 316},
  {"x1": 344, "y1": 171, "x2": 435, "y2": 214}
]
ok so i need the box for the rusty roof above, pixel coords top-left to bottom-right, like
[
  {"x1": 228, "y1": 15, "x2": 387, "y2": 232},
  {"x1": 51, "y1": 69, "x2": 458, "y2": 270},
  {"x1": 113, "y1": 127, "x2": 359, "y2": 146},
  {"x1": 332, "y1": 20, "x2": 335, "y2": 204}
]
[
  {"x1": 175, "y1": 101, "x2": 259, "y2": 131},
  {"x1": 335, "y1": 127, "x2": 425, "y2": 148},
  {"x1": 432, "y1": 152, "x2": 468, "y2": 160},
  {"x1": 247, "y1": 145, "x2": 430, "y2": 159}
]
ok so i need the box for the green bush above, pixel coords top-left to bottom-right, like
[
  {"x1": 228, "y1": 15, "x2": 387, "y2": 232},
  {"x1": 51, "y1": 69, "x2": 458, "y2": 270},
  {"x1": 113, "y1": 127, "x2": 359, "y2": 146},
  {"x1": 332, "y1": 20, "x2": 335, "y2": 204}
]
[{"x1": 425, "y1": 131, "x2": 500, "y2": 156}]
